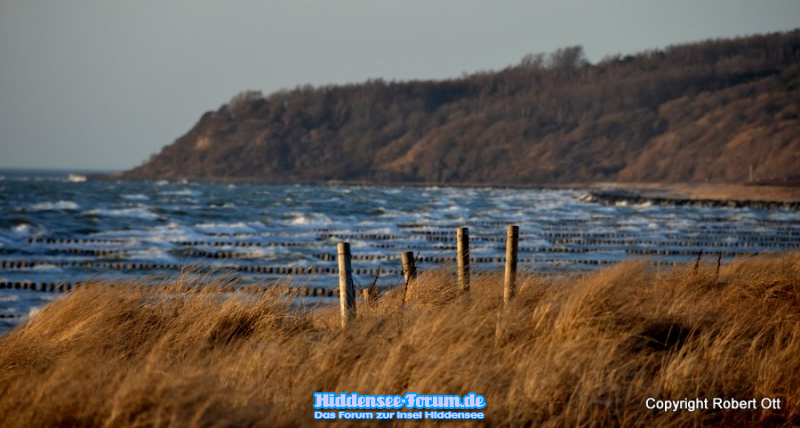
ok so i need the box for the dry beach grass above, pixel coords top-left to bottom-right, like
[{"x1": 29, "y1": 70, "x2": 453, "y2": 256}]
[{"x1": 1, "y1": 254, "x2": 799, "y2": 427}]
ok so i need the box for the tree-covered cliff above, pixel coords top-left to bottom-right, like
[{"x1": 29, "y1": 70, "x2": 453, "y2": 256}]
[{"x1": 123, "y1": 29, "x2": 800, "y2": 185}]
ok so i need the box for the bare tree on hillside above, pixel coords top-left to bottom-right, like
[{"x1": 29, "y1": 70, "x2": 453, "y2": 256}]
[{"x1": 549, "y1": 46, "x2": 588, "y2": 69}]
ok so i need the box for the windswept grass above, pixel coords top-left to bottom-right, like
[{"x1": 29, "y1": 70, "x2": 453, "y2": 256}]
[{"x1": 1, "y1": 254, "x2": 799, "y2": 427}]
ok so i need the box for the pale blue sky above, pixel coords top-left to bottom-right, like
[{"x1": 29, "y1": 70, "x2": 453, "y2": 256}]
[{"x1": 1, "y1": 0, "x2": 798, "y2": 171}]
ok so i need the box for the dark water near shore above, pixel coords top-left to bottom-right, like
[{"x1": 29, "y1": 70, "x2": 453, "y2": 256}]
[{"x1": 1, "y1": 169, "x2": 799, "y2": 332}]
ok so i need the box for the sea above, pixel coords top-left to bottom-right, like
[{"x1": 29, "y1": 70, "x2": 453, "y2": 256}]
[{"x1": 1, "y1": 169, "x2": 799, "y2": 333}]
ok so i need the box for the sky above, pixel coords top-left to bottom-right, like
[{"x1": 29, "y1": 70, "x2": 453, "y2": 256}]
[{"x1": 1, "y1": 1, "x2": 798, "y2": 171}]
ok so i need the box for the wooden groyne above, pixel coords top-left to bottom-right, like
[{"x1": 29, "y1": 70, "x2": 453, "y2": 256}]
[{"x1": 4, "y1": 222, "x2": 798, "y2": 316}]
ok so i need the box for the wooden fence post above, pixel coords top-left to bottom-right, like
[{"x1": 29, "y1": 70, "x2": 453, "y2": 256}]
[
  {"x1": 401, "y1": 251, "x2": 417, "y2": 305},
  {"x1": 338, "y1": 242, "x2": 356, "y2": 328},
  {"x1": 457, "y1": 227, "x2": 470, "y2": 292},
  {"x1": 401, "y1": 251, "x2": 417, "y2": 284},
  {"x1": 504, "y1": 225, "x2": 519, "y2": 305}
]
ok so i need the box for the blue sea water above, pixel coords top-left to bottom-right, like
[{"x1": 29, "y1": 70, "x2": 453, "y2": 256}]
[{"x1": 1, "y1": 169, "x2": 799, "y2": 332}]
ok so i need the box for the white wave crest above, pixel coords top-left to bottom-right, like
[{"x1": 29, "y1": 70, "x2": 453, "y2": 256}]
[
  {"x1": 28, "y1": 200, "x2": 80, "y2": 211},
  {"x1": 11, "y1": 224, "x2": 33, "y2": 235},
  {"x1": 160, "y1": 189, "x2": 201, "y2": 197},
  {"x1": 195, "y1": 221, "x2": 261, "y2": 234},
  {"x1": 122, "y1": 194, "x2": 150, "y2": 201},
  {"x1": 287, "y1": 213, "x2": 333, "y2": 226},
  {"x1": 85, "y1": 207, "x2": 159, "y2": 220}
]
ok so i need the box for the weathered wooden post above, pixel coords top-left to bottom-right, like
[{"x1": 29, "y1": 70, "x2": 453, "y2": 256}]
[
  {"x1": 401, "y1": 251, "x2": 417, "y2": 284},
  {"x1": 338, "y1": 242, "x2": 356, "y2": 327},
  {"x1": 504, "y1": 225, "x2": 519, "y2": 305},
  {"x1": 457, "y1": 227, "x2": 470, "y2": 292},
  {"x1": 401, "y1": 251, "x2": 417, "y2": 305}
]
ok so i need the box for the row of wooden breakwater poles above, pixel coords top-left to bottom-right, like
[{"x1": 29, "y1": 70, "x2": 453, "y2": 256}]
[
  {"x1": 0, "y1": 226, "x2": 520, "y2": 326},
  {"x1": 3, "y1": 225, "x2": 735, "y2": 327},
  {"x1": 336, "y1": 226, "x2": 519, "y2": 327}
]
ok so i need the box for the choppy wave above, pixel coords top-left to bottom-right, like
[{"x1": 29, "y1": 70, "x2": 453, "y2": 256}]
[
  {"x1": 195, "y1": 221, "x2": 262, "y2": 234},
  {"x1": 28, "y1": 200, "x2": 80, "y2": 211},
  {"x1": 84, "y1": 207, "x2": 160, "y2": 220},
  {"x1": 286, "y1": 213, "x2": 333, "y2": 226},
  {"x1": 207, "y1": 202, "x2": 236, "y2": 209},
  {"x1": 11, "y1": 224, "x2": 35, "y2": 236},
  {"x1": 160, "y1": 189, "x2": 202, "y2": 197},
  {"x1": 122, "y1": 194, "x2": 150, "y2": 201}
]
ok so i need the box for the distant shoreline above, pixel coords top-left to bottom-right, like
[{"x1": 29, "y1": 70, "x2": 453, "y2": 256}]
[
  {"x1": 580, "y1": 182, "x2": 800, "y2": 209},
  {"x1": 6, "y1": 168, "x2": 798, "y2": 209},
  {"x1": 582, "y1": 190, "x2": 800, "y2": 211},
  {"x1": 93, "y1": 173, "x2": 800, "y2": 209}
]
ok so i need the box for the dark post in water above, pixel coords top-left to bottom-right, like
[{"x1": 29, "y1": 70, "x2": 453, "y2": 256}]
[
  {"x1": 338, "y1": 242, "x2": 356, "y2": 327},
  {"x1": 504, "y1": 225, "x2": 519, "y2": 305},
  {"x1": 457, "y1": 227, "x2": 470, "y2": 292}
]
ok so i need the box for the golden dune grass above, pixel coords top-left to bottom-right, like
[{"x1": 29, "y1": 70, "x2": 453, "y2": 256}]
[{"x1": 1, "y1": 254, "x2": 799, "y2": 427}]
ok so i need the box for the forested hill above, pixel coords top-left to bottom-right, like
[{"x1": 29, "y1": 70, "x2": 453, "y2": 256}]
[{"x1": 123, "y1": 29, "x2": 800, "y2": 185}]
